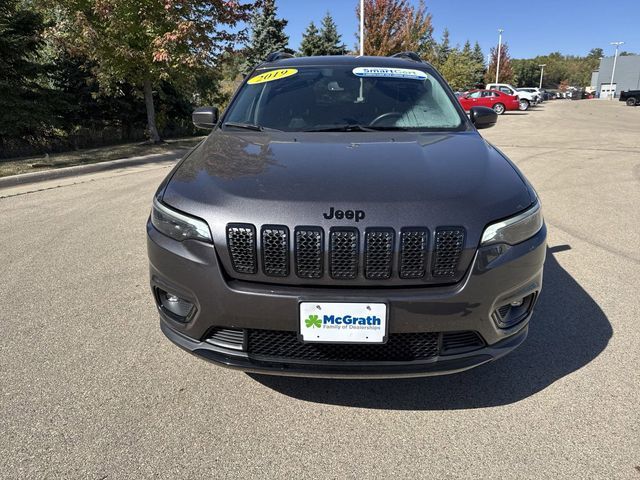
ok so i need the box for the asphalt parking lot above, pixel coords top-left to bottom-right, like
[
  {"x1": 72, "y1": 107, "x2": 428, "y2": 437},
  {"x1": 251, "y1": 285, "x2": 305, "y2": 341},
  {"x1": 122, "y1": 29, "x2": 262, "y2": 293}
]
[{"x1": 1, "y1": 100, "x2": 639, "y2": 479}]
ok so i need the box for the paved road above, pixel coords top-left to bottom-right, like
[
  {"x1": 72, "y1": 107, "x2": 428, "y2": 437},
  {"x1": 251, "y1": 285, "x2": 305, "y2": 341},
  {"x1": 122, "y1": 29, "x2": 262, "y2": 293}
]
[{"x1": 1, "y1": 101, "x2": 639, "y2": 479}]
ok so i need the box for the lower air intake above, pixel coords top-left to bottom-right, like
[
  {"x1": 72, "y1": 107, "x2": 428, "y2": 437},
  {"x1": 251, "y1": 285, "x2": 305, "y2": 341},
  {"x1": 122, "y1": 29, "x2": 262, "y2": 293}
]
[{"x1": 248, "y1": 329, "x2": 439, "y2": 362}]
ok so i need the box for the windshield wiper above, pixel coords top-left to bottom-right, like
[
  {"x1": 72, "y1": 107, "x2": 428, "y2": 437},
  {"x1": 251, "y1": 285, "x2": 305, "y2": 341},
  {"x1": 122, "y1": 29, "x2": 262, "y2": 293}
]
[
  {"x1": 303, "y1": 124, "x2": 376, "y2": 132},
  {"x1": 222, "y1": 122, "x2": 276, "y2": 131},
  {"x1": 303, "y1": 124, "x2": 409, "y2": 132},
  {"x1": 365, "y1": 125, "x2": 409, "y2": 131}
]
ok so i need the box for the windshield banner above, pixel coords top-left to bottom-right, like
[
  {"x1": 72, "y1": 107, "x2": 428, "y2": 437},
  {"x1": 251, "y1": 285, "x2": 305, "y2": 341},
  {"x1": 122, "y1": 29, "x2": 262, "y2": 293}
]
[{"x1": 352, "y1": 67, "x2": 428, "y2": 81}]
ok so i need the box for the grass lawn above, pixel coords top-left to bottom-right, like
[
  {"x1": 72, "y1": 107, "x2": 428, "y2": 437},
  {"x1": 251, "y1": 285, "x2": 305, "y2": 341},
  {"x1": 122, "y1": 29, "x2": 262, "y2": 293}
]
[{"x1": 0, "y1": 137, "x2": 205, "y2": 178}]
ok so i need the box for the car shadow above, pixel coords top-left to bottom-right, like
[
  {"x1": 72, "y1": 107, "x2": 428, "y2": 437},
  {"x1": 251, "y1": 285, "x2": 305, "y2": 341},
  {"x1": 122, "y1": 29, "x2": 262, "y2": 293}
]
[{"x1": 249, "y1": 246, "x2": 612, "y2": 410}]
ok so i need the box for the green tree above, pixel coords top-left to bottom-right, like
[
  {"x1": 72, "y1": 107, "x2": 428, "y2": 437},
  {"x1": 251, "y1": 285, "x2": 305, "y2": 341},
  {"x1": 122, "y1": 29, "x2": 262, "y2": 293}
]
[
  {"x1": 242, "y1": 0, "x2": 290, "y2": 74},
  {"x1": 299, "y1": 21, "x2": 322, "y2": 56},
  {"x1": 439, "y1": 49, "x2": 472, "y2": 90},
  {"x1": 512, "y1": 58, "x2": 539, "y2": 87},
  {"x1": 318, "y1": 12, "x2": 347, "y2": 55},
  {"x1": 50, "y1": 0, "x2": 253, "y2": 143},
  {"x1": 439, "y1": 42, "x2": 484, "y2": 91},
  {"x1": 0, "y1": 0, "x2": 66, "y2": 153},
  {"x1": 587, "y1": 48, "x2": 604, "y2": 59}
]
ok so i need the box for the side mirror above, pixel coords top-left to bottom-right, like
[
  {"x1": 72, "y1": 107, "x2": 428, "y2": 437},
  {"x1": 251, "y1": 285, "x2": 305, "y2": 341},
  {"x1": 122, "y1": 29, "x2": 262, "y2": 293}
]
[
  {"x1": 469, "y1": 106, "x2": 497, "y2": 129},
  {"x1": 192, "y1": 106, "x2": 219, "y2": 129}
]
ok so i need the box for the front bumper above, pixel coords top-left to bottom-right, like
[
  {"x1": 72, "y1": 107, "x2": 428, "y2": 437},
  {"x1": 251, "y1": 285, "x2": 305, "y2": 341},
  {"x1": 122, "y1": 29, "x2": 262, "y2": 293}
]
[{"x1": 148, "y1": 222, "x2": 546, "y2": 378}]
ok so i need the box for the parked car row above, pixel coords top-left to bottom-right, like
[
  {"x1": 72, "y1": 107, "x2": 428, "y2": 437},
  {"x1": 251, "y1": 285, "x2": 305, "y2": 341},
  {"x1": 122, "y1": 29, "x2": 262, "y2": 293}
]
[{"x1": 456, "y1": 83, "x2": 563, "y2": 115}]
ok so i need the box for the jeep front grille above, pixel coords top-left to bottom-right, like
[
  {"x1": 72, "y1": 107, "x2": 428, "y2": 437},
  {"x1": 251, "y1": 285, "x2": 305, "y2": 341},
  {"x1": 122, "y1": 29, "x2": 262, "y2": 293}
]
[
  {"x1": 225, "y1": 224, "x2": 466, "y2": 283},
  {"x1": 432, "y1": 228, "x2": 465, "y2": 277},
  {"x1": 295, "y1": 227, "x2": 323, "y2": 279},
  {"x1": 364, "y1": 229, "x2": 394, "y2": 279},
  {"x1": 261, "y1": 226, "x2": 289, "y2": 277},
  {"x1": 226, "y1": 224, "x2": 257, "y2": 274},
  {"x1": 399, "y1": 229, "x2": 428, "y2": 279},
  {"x1": 330, "y1": 228, "x2": 359, "y2": 279}
]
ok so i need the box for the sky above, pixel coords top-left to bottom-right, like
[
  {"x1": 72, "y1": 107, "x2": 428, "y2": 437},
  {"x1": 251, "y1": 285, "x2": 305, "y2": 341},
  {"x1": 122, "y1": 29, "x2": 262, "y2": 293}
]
[{"x1": 272, "y1": 0, "x2": 638, "y2": 59}]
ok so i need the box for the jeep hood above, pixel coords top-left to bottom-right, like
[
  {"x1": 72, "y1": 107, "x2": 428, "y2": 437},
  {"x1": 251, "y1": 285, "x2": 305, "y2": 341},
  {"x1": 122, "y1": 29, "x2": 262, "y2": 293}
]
[
  {"x1": 162, "y1": 130, "x2": 534, "y2": 285},
  {"x1": 165, "y1": 130, "x2": 533, "y2": 229}
]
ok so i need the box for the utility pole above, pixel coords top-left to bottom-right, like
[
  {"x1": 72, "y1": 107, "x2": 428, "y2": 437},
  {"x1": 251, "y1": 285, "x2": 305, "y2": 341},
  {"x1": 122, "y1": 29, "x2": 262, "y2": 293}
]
[
  {"x1": 609, "y1": 41, "x2": 624, "y2": 99},
  {"x1": 359, "y1": 0, "x2": 364, "y2": 56},
  {"x1": 495, "y1": 29, "x2": 504, "y2": 84},
  {"x1": 538, "y1": 64, "x2": 546, "y2": 89}
]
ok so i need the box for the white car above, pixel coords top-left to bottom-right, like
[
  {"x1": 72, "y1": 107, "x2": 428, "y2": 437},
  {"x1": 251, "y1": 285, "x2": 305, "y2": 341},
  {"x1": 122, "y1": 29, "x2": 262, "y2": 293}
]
[
  {"x1": 485, "y1": 83, "x2": 537, "y2": 111},
  {"x1": 518, "y1": 87, "x2": 544, "y2": 103}
]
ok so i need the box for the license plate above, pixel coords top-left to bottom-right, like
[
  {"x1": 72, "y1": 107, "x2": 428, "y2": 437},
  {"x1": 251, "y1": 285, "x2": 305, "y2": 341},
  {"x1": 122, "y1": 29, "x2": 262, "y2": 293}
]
[{"x1": 299, "y1": 302, "x2": 387, "y2": 343}]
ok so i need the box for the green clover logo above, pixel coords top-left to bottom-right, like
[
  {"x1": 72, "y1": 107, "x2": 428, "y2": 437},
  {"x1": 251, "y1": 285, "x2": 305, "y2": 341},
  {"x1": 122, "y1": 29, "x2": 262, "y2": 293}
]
[{"x1": 305, "y1": 314, "x2": 321, "y2": 328}]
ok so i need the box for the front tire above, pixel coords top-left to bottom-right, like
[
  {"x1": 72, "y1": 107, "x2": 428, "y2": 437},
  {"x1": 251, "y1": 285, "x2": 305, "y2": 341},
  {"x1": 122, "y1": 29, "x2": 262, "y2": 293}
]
[
  {"x1": 518, "y1": 99, "x2": 530, "y2": 111},
  {"x1": 493, "y1": 103, "x2": 506, "y2": 115},
  {"x1": 626, "y1": 97, "x2": 637, "y2": 106}
]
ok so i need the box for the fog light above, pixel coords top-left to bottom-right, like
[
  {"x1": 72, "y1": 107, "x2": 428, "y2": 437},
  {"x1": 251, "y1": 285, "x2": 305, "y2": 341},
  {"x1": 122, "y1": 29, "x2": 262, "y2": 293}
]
[
  {"x1": 156, "y1": 288, "x2": 194, "y2": 322},
  {"x1": 492, "y1": 293, "x2": 536, "y2": 329}
]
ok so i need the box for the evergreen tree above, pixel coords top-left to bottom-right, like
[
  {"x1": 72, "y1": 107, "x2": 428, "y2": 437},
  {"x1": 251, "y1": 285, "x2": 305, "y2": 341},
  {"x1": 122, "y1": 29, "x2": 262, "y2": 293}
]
[
  {"x1": 0, "y1": 0, "x2": 63, "y2": 152},
  {"x1": 242, "y1": 0, "x2": 290, "y2": 74},
  {"x1": 472, "y1": 42, "x2": 485, "y2": 63},
  {"x1": 471, "y1": 41, "x2": 486, "y2": 85},
  {"x1": 318, "y1": 12, "x2": 347, "y2": 55},
  {"x1": 462, "y1": 40, "x2": 472, "y2": 57},
  {"x1": 435, "y1": 28, "x2": 451, "y2": 68},
  {"x1": 299, "y1": 21, "x2": 322, "y2": 56}
]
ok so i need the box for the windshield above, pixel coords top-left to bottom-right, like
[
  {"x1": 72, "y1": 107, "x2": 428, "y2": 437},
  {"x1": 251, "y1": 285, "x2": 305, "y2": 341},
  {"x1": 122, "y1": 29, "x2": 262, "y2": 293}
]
[{"x1": 223, "y1": 65, "x2": 464, "y2": 132}]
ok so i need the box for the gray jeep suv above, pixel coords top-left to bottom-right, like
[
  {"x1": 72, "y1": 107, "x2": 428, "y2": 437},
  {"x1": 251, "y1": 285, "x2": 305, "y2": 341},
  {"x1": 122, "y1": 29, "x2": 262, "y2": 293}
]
[{"x1": 147, "y1": 52, "x2": 546, "y2": 378}]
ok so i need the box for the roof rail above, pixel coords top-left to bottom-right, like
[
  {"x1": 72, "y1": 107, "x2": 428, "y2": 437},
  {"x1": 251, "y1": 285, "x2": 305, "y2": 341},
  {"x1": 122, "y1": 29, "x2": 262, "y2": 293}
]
[
  {"x1": 265, "y1": 51, "x2": 294, "y2": 62},
  {"x1": 391, "y1": 51, "x2": 422, "y2": 62}
]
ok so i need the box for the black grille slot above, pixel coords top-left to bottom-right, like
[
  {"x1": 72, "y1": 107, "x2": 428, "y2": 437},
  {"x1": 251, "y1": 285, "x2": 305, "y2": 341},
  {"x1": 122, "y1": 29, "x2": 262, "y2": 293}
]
[
  {"x1": 261, "y1": 226, "x2": 289, "y2": 277},
  {"x1": 330, "y1": 228, "x2": 359, "y2": 279},
  {"x1": 497, "y1": 304, "x2": 511, "y2": 318},
  {"x1": 248, "y1": 330, "x2": 440, "y2": 362},
  {"x1": 205, "y1": 328, "x2": 245, "y2": 351},
  {"x1": 365, "y1": 229, "x2": 394, "y2": 279},
  {"x1": 432, "y1": 228, "x2": 465, "y2": 277},
  {"x1": 227, "y1": 224, "x2": 257, "y2": 274},
  {"x1": 399, "y1": 229, "x2": 428, "y2": 279},
  {"x1": 295, "y1": 228, "x2": 323, "y2": 279},
  {"x1": 441, "y1": 331, "x2": 484, "y2": 354}
]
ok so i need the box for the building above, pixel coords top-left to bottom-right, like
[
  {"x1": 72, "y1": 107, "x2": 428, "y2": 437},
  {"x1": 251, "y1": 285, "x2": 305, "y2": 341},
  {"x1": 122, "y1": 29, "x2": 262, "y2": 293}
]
[{"x1": 591, "y1": 55, "x2": 640, "y2": 98}]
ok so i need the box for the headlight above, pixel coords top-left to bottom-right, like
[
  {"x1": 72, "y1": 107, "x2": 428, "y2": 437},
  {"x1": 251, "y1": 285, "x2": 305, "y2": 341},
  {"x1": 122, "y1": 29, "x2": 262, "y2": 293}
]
[
  {"x1": 481, "y1": 202, "x2": 543, "y2": 246},
  {"x1": 151, "y1": 197, "x2": 212, "y2": 242}
]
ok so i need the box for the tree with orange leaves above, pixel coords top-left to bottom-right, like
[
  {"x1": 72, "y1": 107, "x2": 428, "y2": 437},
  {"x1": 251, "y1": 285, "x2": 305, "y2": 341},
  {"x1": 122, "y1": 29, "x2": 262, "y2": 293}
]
[{"x1": 355, "y1": 0, "x2": 434, "y2": 57}]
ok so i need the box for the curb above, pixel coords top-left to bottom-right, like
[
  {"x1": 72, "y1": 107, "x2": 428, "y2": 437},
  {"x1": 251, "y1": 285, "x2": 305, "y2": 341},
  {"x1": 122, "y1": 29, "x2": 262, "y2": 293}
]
[{"x1": 0, "y1": 149, "x2": 190, "y2": 189}]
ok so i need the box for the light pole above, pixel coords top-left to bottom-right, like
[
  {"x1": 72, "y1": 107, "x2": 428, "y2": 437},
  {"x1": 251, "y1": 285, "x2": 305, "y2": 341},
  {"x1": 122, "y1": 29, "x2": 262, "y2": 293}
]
[
  {"x1": 538, "y1": 64, "x2": 546, "y2": 89},
  {"x1": 609, "y1": 41, "x2": 624, "y2": 99},
  {"x1": 495, "y1": 29, "x2": 504, "y2": 84},
  {"x1": 359, "y1": 0, "x2": 364, "y2": 56}
]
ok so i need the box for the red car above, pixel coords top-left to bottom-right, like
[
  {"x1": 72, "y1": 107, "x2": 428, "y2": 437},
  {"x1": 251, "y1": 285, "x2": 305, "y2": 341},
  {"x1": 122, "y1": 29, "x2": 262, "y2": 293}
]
[{"x1": 458, "y1": 89, "x2": 520, "y2": 115}]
